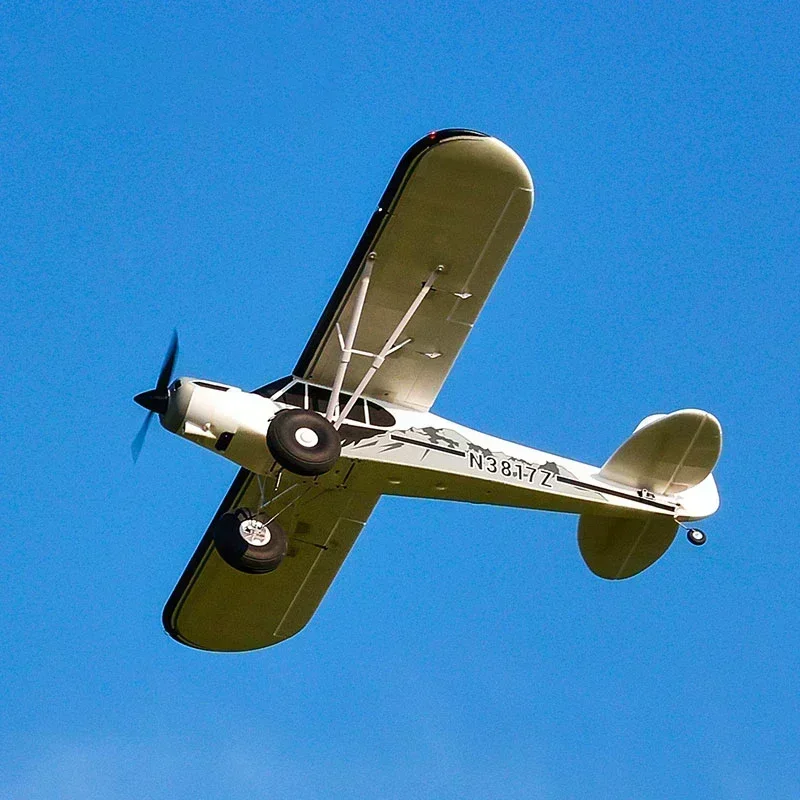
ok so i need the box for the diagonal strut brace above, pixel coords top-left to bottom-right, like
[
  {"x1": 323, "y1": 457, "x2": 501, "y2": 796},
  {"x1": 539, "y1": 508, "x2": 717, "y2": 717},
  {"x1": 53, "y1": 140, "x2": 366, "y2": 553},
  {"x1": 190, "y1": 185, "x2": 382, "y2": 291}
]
[{"x1": 328, "y1": 261, "x2": 443, "y2": 429}]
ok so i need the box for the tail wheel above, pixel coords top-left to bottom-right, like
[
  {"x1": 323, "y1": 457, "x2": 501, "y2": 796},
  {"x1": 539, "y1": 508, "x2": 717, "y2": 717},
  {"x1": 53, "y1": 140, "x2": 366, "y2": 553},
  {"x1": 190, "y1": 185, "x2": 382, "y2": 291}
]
[
  {"x1": 214, "y1": 508, "x2": 287, "y2": 574},
  {"x1": 267, "y1": 408, "x2": 341, "y2": 476},
  {"x1": 686, "y1": 528, "x2": 707, "y2": 546}
]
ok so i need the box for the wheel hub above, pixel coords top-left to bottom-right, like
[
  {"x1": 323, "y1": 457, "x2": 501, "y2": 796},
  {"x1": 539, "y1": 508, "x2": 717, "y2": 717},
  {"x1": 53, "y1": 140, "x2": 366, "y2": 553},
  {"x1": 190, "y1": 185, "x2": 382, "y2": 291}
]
[
  {"x1": 294, "y1": 427, "x2": 320, "y2": 448},
  {"x1": 239, "y1": 518, "x2": 272, "y2": 546}
]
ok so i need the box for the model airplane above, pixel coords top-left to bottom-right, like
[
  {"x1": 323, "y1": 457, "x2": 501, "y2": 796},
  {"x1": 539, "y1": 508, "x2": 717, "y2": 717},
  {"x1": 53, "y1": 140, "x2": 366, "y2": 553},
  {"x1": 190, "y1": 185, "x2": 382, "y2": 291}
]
[{"x1": 134, "y1": 129, "x2": 722, "y2": 652}]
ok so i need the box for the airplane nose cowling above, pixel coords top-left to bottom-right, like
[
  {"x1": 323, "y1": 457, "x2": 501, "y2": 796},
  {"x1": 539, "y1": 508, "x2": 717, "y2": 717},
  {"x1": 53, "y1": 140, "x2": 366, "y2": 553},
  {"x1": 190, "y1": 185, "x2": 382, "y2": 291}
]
[{"x1": 161, "y1": 379, "x2": 193, "y2": 433}]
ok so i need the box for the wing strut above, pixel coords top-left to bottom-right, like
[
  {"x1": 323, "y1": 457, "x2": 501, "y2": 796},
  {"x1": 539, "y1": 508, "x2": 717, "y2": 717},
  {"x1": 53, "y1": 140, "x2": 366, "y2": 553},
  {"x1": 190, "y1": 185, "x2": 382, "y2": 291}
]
[
  {"x1": 325, "y1": 259, "x2": 443, "y2": 428},
  {"x1": 325, "y1": 253, "x2": 376, "y2": 421}
]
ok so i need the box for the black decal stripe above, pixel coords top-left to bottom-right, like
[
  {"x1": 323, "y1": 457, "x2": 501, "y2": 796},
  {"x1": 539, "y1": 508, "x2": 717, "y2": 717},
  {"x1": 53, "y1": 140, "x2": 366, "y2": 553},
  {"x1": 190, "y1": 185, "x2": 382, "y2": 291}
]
[
  {"x1": 390, "y1": 434, "x2": 466, "y2": 457},
  {"x1": 293, "y1": 129, "x2": 489, "y2": 378},
  {"x1": 555, "y1": 475, "x2": 676, "y2": 511}
]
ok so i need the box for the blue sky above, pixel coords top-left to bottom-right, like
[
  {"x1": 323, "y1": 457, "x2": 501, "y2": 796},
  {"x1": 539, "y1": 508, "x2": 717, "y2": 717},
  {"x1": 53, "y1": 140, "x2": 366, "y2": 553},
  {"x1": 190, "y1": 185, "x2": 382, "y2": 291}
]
[{"x1": 1, "y1": 2, "x2": 798, "y2": 798}]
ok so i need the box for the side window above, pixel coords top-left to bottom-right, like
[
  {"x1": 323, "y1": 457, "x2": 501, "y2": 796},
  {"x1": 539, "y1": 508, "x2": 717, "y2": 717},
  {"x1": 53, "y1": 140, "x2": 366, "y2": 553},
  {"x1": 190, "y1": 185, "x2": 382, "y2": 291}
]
[
  {"x1": 279, "y1": 382, "x2": 306, "y2": 408},
  {"x1": 253, "y1": 376, "x2": 292, "y2": 399},
  {"x1": 307, "y1": 384, "x2": 331, "y2": 413},
  {"x1": 366, "y1": 401, "x2": 395, "y2": 428},
  {"x1": 345, "y1": 397, "x2": 366, "y2": 423},
  {"x1": 303, "y1": 384, "x2": 368, "y2": 422},
  {"x1": 271, "y1": 382, "x2": 388, "y2": 426}
]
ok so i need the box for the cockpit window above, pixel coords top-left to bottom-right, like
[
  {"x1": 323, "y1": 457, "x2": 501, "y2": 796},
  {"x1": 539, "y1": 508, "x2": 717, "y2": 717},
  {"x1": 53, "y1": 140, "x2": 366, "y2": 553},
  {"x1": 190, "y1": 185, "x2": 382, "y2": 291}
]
[
  {"x1": 366, "y1": 400, "x2": 395, "y2": 427},
  {"x1": 304, "y1": 386, "x2": 369, "y2": 423},
  {"x1": 280, "y1": 382, "x2": 306, "y2": 408},
  {"x1": 345, "y1": 398, "x2": 367, "y2": 423},
  {"x1": 256, "y1": 378, "x2": 396, "y2": 428},
  {"x1": 253, "y1": 376, "x2": 292, "y2": 399},
  {"x1": 307, "y1": 384, "x2": 331, "y2": 413}
]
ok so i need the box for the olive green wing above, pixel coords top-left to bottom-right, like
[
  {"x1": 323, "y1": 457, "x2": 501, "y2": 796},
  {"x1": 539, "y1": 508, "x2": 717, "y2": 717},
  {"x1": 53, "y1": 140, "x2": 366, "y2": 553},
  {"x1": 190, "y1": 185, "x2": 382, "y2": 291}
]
[
  {"x1": 163, "y1": 467, "x2": 380, "y2": 652},
  {"x1": 294, "y1": 129, "x2": 533, "y2": 412}
]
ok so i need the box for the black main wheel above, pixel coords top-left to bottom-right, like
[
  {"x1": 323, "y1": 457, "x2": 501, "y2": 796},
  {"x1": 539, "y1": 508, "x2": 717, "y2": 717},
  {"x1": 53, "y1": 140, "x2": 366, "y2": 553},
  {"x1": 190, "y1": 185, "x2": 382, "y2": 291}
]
[
  {"x1": 267, "y1": 408, "x2": 341, "y2": 476},
  {"x1": 214, "y1": 508, "x2": 287, "y2": 574}
]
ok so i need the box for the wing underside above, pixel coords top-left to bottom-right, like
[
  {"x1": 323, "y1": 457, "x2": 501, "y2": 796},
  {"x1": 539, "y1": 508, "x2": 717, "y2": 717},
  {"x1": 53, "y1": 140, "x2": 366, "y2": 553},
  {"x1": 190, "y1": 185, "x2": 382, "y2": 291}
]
[
  {"x1": 163, "y1": 466, "x2": 380, "y2": 652},
  {"x1": 165, "y1": 131, "x2": 535, "y2": 650},
  {"x1": 294, "y1": 129, "x2": 533, "y2": 412}
]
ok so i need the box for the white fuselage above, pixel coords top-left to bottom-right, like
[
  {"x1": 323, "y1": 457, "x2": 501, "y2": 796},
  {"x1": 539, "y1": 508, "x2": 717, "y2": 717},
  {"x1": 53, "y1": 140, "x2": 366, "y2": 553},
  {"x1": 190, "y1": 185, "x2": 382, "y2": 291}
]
[{"x1": 160, "y1": 377, "x2": 717, "y2": 523}]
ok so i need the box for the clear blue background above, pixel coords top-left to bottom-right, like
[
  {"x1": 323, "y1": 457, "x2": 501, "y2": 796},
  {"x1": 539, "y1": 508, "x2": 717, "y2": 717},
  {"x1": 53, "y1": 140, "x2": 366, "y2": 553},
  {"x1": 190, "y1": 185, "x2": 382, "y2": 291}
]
[{"x1": 1, "y1": 3, "x2": 797, "y2": 798}]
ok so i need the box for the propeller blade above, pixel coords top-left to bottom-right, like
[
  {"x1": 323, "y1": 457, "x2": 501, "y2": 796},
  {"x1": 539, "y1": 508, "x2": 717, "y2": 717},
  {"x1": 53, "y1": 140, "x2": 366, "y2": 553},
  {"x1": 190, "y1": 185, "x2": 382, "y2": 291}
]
[
  {"x1": 155, "y1": 329, "x2": 179, "y2": 394},
  {"x1": 131, "y1": 411, "x2": 154, "y2": 462},
  {"x1": 132, "y1": 330, "x2": 179, "y2": 463}
]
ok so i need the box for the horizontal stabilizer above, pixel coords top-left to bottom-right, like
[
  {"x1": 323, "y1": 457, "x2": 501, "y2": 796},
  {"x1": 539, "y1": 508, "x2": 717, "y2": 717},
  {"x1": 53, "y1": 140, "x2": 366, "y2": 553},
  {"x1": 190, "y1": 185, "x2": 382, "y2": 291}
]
[
  {"x1": 599, "y1": 410, "x2": 722, "y2": 495},
  {"x1": 578, "y1": 514, "x2": 678, "y2": 580}
]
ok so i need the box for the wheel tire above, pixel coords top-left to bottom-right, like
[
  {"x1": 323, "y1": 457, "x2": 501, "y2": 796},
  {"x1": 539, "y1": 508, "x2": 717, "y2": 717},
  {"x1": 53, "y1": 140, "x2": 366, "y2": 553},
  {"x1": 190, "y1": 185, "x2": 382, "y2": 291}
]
[
  {"x1": 267, "y1": 408, "x2": 341, "y2": 476},
  {"x1": 687, "y1": 528, "x2": 707, "y2": 546},
  {"x1": 214, "y1": 508, "x2": 287, "y2": 574}
]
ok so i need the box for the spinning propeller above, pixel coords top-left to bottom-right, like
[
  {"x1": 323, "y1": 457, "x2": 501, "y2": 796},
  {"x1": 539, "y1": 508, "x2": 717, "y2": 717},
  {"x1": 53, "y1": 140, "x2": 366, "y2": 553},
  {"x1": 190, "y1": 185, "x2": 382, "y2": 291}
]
[{"x1": 132, "y1": 330, "x2": 179, "y2": 462}]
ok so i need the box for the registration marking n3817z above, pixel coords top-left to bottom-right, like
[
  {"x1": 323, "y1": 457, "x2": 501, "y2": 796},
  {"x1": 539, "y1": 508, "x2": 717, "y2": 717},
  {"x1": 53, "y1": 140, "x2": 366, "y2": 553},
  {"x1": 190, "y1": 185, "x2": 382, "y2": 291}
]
[{"x1": 467, "y1": 451, "x2": 556, "y2": 487}]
